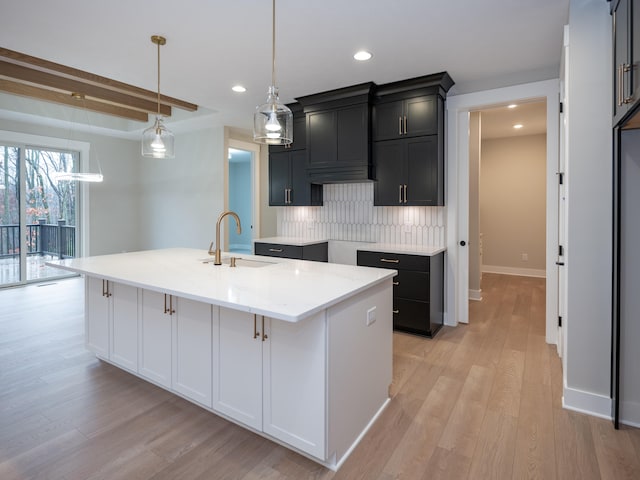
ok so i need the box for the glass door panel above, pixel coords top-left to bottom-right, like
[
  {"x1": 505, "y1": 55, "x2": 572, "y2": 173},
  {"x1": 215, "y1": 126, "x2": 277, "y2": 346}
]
[{"x1": 0, "y1": 145, "x2": 20, "y2": 286}]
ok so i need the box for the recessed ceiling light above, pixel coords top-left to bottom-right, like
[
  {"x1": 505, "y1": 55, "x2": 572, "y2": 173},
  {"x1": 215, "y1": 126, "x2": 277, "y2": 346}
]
[
  {"x1": 232, "y1": 85, "x2": 246, "y2": 93},
  {"x1": 508, "y1": 104, "x2": 518, "y2": 109},
  {"x1": 513, "y1": 124, "x2": 524, "y2": 129},
  {"x1": 354, "y1": 50, "x2": 372, "y2": 61}
]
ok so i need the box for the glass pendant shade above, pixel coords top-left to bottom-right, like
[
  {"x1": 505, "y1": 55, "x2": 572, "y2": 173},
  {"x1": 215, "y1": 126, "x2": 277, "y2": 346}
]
[
  {"x1": 254, "y1": 86, "x2": 293, "y2": 145},
  {"x1": 142, "y1": 116, "x2": 175, "y2": 158}
]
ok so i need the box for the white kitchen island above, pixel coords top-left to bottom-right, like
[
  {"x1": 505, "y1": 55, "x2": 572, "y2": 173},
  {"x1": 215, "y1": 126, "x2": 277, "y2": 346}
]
[{"x1": 49, "y1": 248, "x2": 395, "y2": 470}]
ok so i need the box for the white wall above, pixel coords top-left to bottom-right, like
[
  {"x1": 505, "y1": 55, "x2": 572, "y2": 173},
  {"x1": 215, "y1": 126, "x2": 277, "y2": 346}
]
[
  {"x1": 563, "y1": 0, "x2": 612, "y2": 417},
  {"x1": 468, "y1": 112, "x2": 482, "y2": 297},
  {"x1": 481, "y1": 134, "x2": 547, "y2": 275},
  {"x1": 138, "y1": 126, "x2": 225, "y2": 250}
]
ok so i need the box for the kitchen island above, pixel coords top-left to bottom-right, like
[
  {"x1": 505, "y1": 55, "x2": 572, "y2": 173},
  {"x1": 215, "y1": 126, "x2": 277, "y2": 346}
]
[{"x1": 49, "y1": 248, "x2": 395, "y2": 470}]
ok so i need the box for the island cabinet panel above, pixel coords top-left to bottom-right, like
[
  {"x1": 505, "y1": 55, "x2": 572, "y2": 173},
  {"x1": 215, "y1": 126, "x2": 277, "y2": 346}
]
[
  {"x1": 212, "y1": 307, "x2": 263, "y2": 431},
  {"x1": 262, "y1": 312, "x2": 326, "y2": 460},
  {"x1": 85, "y1": 276, "x2": 110, "y2": 357},
  {"x1": 110, "y1": 282, "x2": 139, "y2": 372},
  {"x1": 172, "y1": 298, "x2": 213, "y2": 408},
  {"x1": 139, "y1": 290, "x2": 173, "y2": 389}
]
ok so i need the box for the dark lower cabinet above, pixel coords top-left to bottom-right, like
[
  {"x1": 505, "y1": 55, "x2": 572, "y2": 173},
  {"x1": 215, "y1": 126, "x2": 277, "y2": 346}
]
[
  {"x1": 357, "y1": 250, "x2": 444, "y2": 337},
  {"x1": 254, "y1": 242, "x2": 328, "y2": 262}
]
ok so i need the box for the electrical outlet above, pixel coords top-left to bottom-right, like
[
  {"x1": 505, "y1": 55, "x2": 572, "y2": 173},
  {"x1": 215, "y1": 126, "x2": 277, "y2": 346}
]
[
  {"x1": 521, "y1": 253, "x2": 528, "y2": 261},
  {"x1": 366, "y1": 307, "x2": 377, "y2": 326}
]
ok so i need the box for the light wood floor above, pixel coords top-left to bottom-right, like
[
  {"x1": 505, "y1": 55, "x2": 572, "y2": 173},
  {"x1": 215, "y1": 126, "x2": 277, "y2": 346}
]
[{"x1": 1, "y1": 274, "x2": 639, "y2": 479}]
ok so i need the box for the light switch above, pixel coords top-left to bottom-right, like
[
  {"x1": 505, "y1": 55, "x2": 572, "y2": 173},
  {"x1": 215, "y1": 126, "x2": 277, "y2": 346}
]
[{"x1": 366, "y1": 307, "x2": 377, "y2": 326}]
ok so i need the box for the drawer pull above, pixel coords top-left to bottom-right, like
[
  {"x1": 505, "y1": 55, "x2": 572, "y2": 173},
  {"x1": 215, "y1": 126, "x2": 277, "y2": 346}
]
[
  {"x1": 269, "y1": 248, "x2": 283, "y2": 253},
  {"x1": 393, "y1": 309, "x2": 400, "y2": 314},
  {"x1": 393, "y1": 281, "x2": 399, "y2": 286},
  {"x1": 380, "y1": 258, "x2": 400, "y2": 264},
  {"x1": 253, "y1": 314, "x2": 260, "y2": 339}
]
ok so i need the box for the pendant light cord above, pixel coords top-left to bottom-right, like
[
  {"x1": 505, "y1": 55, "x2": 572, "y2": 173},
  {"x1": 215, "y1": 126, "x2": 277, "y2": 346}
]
[
  {"x1": 156, "y1": 39, "x2": 161, "y2": 116},
  {"x1": 271, "y1": 0, "x2": 276, "y2": 88}
]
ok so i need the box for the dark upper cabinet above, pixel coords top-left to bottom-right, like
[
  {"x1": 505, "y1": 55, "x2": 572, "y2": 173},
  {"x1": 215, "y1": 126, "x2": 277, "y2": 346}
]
[
  {"x1": 373, "y1": 135, "x2": 443, "y2": 206},
  {"x1": 373, "y1": 95, "x2": 438, "y2": 141},
  {"x1": 268, "y1": 113, "x2": 306, "y2": 152},
  {"x1": 298, "y1": 83, "x2": 375, "y2": 183},
  {"x1": 613, "y1": 0, "x2": 640, "y2": 126},
  {"x1": 268, "y1": 103, "x2": 322, "y2": 206},
  {"x1": 268, "y1": 150, "x2": 322, "y2": 206}
]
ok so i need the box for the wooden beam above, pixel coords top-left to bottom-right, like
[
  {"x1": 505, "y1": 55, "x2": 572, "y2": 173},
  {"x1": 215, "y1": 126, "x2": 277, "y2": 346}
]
[
  {"x1": 0, "y1": 79, "x2": 149, "y2": 122},
  {"x1": 0, "y1": 47, "x2": 198, "y2": 112},
  {"x1": 0, "y1": 60, "x2": 172, "y2": 117}
]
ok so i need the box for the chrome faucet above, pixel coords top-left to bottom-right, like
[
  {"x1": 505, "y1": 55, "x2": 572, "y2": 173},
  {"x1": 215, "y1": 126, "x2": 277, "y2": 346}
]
[{"x1": 213, "y1": 211, "x2": 242, "y2": 265}]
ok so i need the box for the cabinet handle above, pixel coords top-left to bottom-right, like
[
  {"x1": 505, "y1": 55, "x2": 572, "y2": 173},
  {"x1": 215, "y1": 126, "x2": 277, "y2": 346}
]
[
  {"x1": 398, "y1": 116, "x2": 403, "y2": 135},
  {"x1": 404, "y1": 115, "x2": 407, "y2": 135},
  {"x1": 253, "y1": 314, "x2": 260, "y2": 339},
  {"x1": 102, "y1": 279, "x2": 111, "y2": 297},
  {"x1": 269, "y1": 248, "x2": 283, "y2": 252},
  {"x1": 393, "y1": 309, "x2": 400, "y2": 314},
  {"x1": 262, "y1": 316, "x2": 268, "y2": 341},
  {"x1": 393, "y1": 281, "x2": 399, "y2": 286},
  {"x1": 623, "y1": 63, "x2": 633, "y2": 104},
  {"x1": 381, "y1": 258, "x2": 400, "y2": 263},
  {"x1": 403, "y1": 184, "x2": 408, "y2": 203},
  {"x1": 618, "y1": 64, "x2": 623, "y2": 107},
  {"x1": 399, "y1": 184, "x2": 403, "y2": 203},
  {"x1": 169, "y1": 295, "x2": 175, "y2": 315},
  {"x1": 288, "y1": 188, "x2": 293, "y2": 204},
  {"x1": 164, "y1": 294, "x2": 168, "y2": 314}
]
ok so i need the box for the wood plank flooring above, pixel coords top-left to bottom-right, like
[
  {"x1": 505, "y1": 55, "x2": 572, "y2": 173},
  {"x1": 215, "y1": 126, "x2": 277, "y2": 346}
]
[{"x1": 1, "y1": 274, "x2": 639, "y2": 479}]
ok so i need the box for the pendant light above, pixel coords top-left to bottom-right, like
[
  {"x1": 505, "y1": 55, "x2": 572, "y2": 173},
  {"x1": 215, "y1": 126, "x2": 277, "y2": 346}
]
[
  {"x1": 253, "y1": 0, "x2": 293, "y2": 145},
  {"x1": 142, "y1": 35, "x2": 175, "y2": 158},
  {"x1": 54, "y1": 93, "x2": 104, "y2": 183}
]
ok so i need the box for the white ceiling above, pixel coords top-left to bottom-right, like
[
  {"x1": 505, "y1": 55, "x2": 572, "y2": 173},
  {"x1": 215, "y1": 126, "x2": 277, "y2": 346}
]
[
  {"x1": 479, "y1": 101, "x2": 548, "y2": 139},
  {"x1": 0, "y1": 0, "x2": 569, "y2": 136}
]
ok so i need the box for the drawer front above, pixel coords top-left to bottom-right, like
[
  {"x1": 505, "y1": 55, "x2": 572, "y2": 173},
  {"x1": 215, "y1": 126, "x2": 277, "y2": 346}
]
[
  {"x1": 394, "y1": 270, "x2": 429, "y2": 301},
  {"x1": 357, "y1": 250, "x2": 429, "y2": 271},
  {"x1": 393, "y1": 298, "x2": 431, "y2": 335},
  {"x1": 254, "y1": 243, "x2": 303, "y2": 259}
]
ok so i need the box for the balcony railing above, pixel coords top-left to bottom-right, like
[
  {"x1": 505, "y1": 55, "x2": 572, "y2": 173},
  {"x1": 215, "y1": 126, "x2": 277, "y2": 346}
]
[{"x1": 0, "y1": 220, "x2": 76, "y2": 259}]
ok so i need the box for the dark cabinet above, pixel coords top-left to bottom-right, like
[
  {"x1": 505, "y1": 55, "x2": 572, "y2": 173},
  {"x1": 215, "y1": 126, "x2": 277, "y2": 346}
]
[
  {"x1": 373, "y1": 95, "x2": 438, "y2": 141},
  {"x1": 373, "y1": 135, "x2": 443, "y2": 206},
  {"x1": 613, "y1": 0, "x2": 640, "y2": 126},
  {"x1": 254, "y1": 241, "x2": 328, "y2": 262},
  {"x1": 298, "y1": 82, "x2": 375, "y2": 183},
  {"x1": 357, "y1": 250, "x2": 444, "y2": 338},
  {"x1": 268, "y1": 114, "x2": 306, "y2": 153},
  {"x1": 268, "y1": 150, "x2": 322, "y2": 206}
]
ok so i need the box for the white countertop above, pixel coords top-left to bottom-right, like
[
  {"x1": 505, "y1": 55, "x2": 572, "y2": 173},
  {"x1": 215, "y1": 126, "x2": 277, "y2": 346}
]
[
  {"x1": 357, "y1": 243, "x2": 446, "y2": 256},
  {"x1": 254, "y1": 237, "x2": 329, "y2": 246},
  {"x1": 47, "y1": 248, "x2": 395, "y2": 323}
]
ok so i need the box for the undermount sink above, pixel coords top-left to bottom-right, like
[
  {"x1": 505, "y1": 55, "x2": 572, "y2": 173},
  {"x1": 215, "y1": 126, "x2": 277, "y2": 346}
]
[{"x1": 201, "y1": 257, "x2": 274, "y2": 268}]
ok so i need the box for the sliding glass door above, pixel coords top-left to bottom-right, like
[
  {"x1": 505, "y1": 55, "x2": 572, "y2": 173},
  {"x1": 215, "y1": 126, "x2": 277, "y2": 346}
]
[{"x1": 0, "y1": 143, "x2": 79, "y2": 287}]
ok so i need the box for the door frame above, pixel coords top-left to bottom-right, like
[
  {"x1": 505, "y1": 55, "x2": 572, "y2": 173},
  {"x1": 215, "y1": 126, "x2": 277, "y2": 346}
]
[
  {"x1": 445, "y1": 79, "x2": 560, "y2": 346},
  {"x1": 0, "y1": 130, "x2": 89, "y2": 285},
  {"x1": 225, "y1": 138, "x2": 260, "y2": 251}
]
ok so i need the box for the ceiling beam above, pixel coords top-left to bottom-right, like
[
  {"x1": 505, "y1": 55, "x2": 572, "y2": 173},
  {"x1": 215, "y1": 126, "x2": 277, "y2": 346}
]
[
  {"x1": 0, "y1": 47, "x2": 199, "y2": 122},
  {"x1": 0, "y1": 79, "x2": 149, "y2": 122}
]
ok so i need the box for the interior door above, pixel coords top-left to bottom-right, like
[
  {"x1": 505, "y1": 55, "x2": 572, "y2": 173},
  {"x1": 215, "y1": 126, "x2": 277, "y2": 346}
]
[{"x1": 557, "y1": 61, "x2": 569, "y2": 358}]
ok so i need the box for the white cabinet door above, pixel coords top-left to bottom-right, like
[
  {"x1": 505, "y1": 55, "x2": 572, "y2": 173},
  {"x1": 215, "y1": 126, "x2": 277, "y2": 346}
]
[
  {"x1": 110, "y1": 283, "x2": 139, "y2": 372},
  {"x1": 173, "y1": 298, "x2": 213, "y2": 407},
  {"x1": 85, "y1": 276, "x2": 110, "y2": 357},
  {"x1": 262, "y1": 312, "x2": 326, "y2": 459},
  {"x1": 212, "y1": 307, "x2": 262, "y2": 430},
  {"x1": 139, "y1": 289, "x2": 172, "y2": 388}
]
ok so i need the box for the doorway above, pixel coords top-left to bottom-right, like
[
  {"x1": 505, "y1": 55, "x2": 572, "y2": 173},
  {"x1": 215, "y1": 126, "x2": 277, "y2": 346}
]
[
  {"x1": 226, "y1": 139, "x2": 260, "y2": 254},
  {"x1": 0, "y1": 140, "x2": 81, "y2": 286},
  {"x1": 446, "y1": 79, "x2": 560, "y2": 346}
]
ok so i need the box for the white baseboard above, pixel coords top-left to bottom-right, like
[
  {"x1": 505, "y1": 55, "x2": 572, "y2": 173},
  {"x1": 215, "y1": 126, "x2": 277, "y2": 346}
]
[
  {"x1": 469, "y1": 289, "x2": 482, "y2": 301},
  {"x1": 620, "y1": 399, "x2": 640, "y2": 428},
  {"x1": 563, "y1": 386, "x2": 611, "y2": 420},
  {"x1": 482, "y1": 264, "x2": 546, "y2": 278}
]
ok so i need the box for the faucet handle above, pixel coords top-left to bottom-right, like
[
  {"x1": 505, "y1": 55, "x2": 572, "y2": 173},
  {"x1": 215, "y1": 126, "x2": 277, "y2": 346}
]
[{"x1": 208, "y1": 241, "x2": 215, "y2": 256}]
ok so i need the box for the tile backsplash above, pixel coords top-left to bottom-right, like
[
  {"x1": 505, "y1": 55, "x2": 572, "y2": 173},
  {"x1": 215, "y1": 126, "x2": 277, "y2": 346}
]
[{"x1": 277, "y1": 183, "x2": 446, "y2": 247}]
